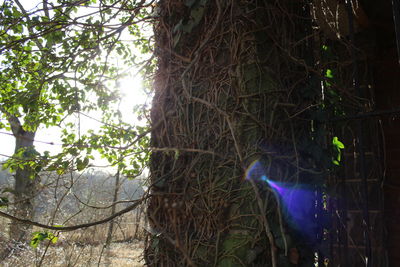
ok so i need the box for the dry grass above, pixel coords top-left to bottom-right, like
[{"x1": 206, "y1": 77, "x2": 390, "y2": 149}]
[
  {"x1": 0, "y1": 169, "x2": 148, "y2": 266},
  {"x1": 0, "y1": 214, "x2": 147, "y2": 267},
  {"x1": 1, "y1": 241, "x2": 144, "y2": 267}
]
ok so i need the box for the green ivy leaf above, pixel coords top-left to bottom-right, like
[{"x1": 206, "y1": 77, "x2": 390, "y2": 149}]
[
  {"x1": 332, "y1": 136, "x2": 345, "y2": 166},
  {"x1": 325, "y1": 69, "x2": 334, "y2": 79},
  {"x1": 332, "y1": 136, "x2": 345, "y2": 149}
]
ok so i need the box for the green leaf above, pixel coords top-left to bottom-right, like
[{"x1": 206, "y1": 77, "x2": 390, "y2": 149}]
[
  {"x1": 0, "y1": 197, "x2": 9, "y2": 208},
  {"x1": 30, "y1": 232, "x2": 48, "y2": 248},
  {"x1": 30, "y1": 238, "x2": 40, "y2": 248},
  {"x1": 174, "y1": 149, "x2": 180, "y2": 160},
  {"x1": 50, "y1": 235, "x2": 58, "y2": 244},
  {"x1": 76, "y1": 158, "x2": 89, "y2": 171},
  {"x1": 325, "y1": 69, "x2": 334, "y2": 79},
  {"x1": 30, "y1": 231, "x2": 58, "y2": 248},
  {"x1": 332, "y1": 136, "x2": 345, "y2": 149},
  {"x1": 332, "y1": 137, "x2": 345, "y2": 166}
]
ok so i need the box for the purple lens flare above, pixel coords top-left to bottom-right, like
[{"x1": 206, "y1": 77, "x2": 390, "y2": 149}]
[{"x1": 245, "y1": 160, "x2": 319, "y2": 242}]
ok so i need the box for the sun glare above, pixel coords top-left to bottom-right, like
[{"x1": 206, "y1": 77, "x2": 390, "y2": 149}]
[
  {"x1": 0, "y1": 0, "x2": 152, "y2": 167},
  {"x1": 118, "y1": 74, "x2": 149, "y2": 123}
]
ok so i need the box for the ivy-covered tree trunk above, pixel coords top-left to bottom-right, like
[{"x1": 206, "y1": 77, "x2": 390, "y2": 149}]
[{"x1": 146, "y1": 1, "x2": 321, "y2": 266}]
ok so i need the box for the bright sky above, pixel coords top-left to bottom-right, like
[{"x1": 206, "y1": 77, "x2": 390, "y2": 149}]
[
  {"x1": 0, "y1": 0, "x2": 152, "y2": 166},
  {"x1": 0, "y1": 74, "x2": 149, "y2": 160}
]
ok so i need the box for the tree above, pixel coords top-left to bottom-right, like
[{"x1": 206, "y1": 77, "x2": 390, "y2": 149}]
[
  {"x1": 0, "y1": 0, "x2": 152, "y2": 244},
  {"x1": 146, "y1": 0, "x2": 330, "y2": 266}
]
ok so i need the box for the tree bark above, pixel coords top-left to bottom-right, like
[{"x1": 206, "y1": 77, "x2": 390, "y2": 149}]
[
  {"x1": 9, "y1": 130, "x2": 38, "y2": 243},
  {"x1": 146, "y1": 0, "x2": 315, "y2": 266},
  {"x1": 105, "y1": 169, "x2": 120, "y2": 246}
]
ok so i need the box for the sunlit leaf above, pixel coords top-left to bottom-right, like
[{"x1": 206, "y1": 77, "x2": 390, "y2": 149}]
[
  {"x1": 325, "y1": 69, "x2": 334, "y2": 79},
  {"x1": 332, "y1": 136, "x2": 345, "y2": 149}
]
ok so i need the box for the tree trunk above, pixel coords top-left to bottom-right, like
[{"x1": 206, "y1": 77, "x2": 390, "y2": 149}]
[
  {"x1": 146, "y1": 0, "x2": 318, "y2": 266},
  {"x1": 97, "y1": 170, "x2": 120, "y2": 266},
  {"x1": 9, "y1": 130, "x2": 39, "y2": 243}
]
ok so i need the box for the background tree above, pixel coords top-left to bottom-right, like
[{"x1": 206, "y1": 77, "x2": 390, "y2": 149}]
[{"x1": 0, "y1": 0, "x2": 153, "y2": 244}]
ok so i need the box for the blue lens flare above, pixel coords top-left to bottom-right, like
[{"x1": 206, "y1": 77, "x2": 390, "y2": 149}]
[
  {"x1": 245, "y1": 160, "x2": 266, "y2": 182},
  {"x1": 245, "y1": 160, "x2": 318, "y2": 242},
  {"x1": 266, "y1": 179, "x2": 317, "y2": 240}
]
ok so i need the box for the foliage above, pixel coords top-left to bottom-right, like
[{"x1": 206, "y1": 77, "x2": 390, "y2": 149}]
[
  {"x1": 0, "y1": 0, "x2": 154, "y2": 176},
  {"x1": 332, "y1": 136, "x2": 345, "y2": 166},
  {"x1": 59, "y1": 107, "x2": 151, "y2": 178},
  {"x1": 30, "y1": 231, "x2": 58, "y2": 248},
  {"x1": 0, "y1": 196, "x2": 8, "y2": 207}
]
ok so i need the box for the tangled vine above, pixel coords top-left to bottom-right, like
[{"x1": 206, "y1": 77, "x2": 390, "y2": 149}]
[{"x1": 145, "y1": 0, "x2": 379, "y2": 266}]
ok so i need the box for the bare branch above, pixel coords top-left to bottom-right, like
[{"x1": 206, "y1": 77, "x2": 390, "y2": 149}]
[{"x1": 0, "y1": 196, "x2": 147, "y2": 232}]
